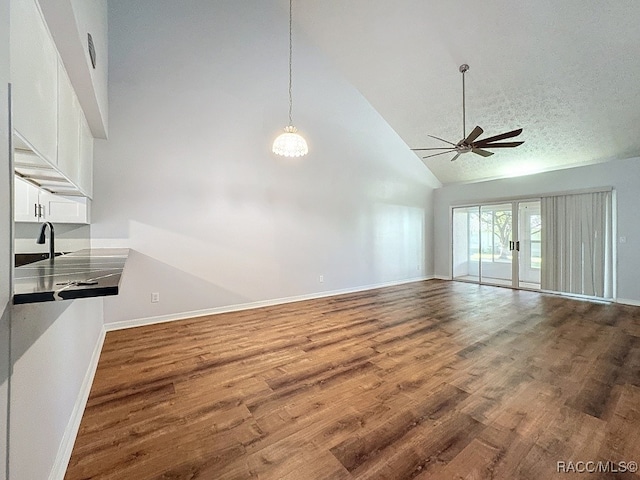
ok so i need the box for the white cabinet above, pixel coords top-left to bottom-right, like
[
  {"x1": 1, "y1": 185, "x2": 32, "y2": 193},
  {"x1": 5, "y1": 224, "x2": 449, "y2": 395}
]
[
  {"x1": 57, "y1": 63, "x2": 81, "y2": 186},
  {"x1": 10, "y1": 0, "x2": 58, "y2": 163},
  {"x1": 10, "y1": 0, "x2": 95, "y2": 201},
  {"x1": 79, "y1": 112, "x2": 94, "y2": 198},
  {"x1": 39, "y1": 190, "x2": 89, "y2": 224},
  {"x1": 14, "y1": 176, "x2": 89, "y2": 224},
  {"x1": 14, "y1": 176, "x2": 42, "y2": 223},
  {"x1": 57, "y1": 62, "x2": 94, "y2": 198}
]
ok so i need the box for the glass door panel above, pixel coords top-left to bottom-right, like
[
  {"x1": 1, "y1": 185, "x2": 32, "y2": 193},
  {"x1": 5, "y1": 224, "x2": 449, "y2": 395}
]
[
  {"x1": 479, "y1": 204, "x2": 513, "y2": 287},
  {"x1": 518, "y1": 200, "x2": 541, "y2": 289},
  {"x1": 452, "y1": 200, "x2": 541, "y2": 291},
  {"x1": 452, "y1": 206, "x2": 480, "y2": 283}
]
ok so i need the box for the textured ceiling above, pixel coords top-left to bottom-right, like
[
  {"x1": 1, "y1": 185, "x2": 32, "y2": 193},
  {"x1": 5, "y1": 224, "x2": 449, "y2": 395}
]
[{"x1": 290, "y1": 0, "x2": 640, "y2": 184}]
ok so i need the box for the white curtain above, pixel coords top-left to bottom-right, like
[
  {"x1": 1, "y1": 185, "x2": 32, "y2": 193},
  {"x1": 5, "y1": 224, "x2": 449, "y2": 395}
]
[{"x1": 541, "y1": 191, "x2": 612, "y2": 298}]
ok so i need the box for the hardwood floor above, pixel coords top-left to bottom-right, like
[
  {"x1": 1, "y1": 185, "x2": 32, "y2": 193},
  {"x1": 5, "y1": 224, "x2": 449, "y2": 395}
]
[{"x1": 65, "y1": 280, "x2": 640, "y2": 480}]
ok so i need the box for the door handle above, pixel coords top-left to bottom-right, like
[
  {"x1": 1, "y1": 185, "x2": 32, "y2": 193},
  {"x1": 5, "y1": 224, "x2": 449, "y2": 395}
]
[
  {"x1": 515, "y1": 241, "x2": 520, "y2": 251},
  {"x1": 509, "y1": 241, "x2": 514, "y2": 251}
]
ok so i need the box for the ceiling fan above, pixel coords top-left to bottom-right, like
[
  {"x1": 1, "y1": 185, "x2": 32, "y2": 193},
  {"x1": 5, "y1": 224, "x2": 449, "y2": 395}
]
[{"x1": 412, "y1": 64, "x2": 524, "y2": 162}]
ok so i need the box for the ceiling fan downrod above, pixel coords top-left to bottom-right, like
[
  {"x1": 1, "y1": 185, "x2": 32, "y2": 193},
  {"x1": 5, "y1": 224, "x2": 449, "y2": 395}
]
[{"x1": 459, "y1": 64, "x2": 469, "y2": 140}]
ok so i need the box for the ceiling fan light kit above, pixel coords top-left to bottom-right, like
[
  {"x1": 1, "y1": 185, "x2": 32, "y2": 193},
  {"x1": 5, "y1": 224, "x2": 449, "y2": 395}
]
[{"x1": 412, "y1": 64, "x2": 524, "y2": 161}]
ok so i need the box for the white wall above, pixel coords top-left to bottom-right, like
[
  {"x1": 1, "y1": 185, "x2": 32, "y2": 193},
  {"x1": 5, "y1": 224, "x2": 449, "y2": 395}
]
[
  {"x1": 1, "y1": 0, "x2": 11, "y2": 477},
  {"x1": 9, "y1": 298, "x2": 103, "y2": 480},
  {"x1": 93, "y1": 0, "x2": 440, "y2": 325},
  {"x1": 434, "y1": 156, "x2": 640, "y2": 303}
]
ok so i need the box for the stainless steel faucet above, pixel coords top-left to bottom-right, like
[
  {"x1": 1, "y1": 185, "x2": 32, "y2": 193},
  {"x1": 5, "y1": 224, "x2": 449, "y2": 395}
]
[{"x1": 36, "y1": 222, "x2": 55, "y2": 260}]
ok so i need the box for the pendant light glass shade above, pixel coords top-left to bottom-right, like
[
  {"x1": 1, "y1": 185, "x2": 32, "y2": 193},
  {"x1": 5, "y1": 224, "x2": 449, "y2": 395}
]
[
  {"x1": 272, "y1": 125, "x2": 308, "y2": 157},
  {"x1": 273, "y1": 0, "x2": 308, "y2": 157}
]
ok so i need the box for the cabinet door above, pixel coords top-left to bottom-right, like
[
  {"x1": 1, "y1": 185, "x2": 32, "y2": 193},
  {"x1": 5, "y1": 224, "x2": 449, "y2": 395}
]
[
  {"x1": 57, "y1": 62, "x2": 81, "y2": 185},
  {"x1": 39, "y1": 191, "x2": 88, "y2": 224},
  {"x1": 78, "y1": 113, "x2": 94, "y2": 198},
  {"x1": 10, "y1": 0, "x2": 58, "y2": 163},
  {"x1": 14, "y1": 176, "x2": 42, "y2": 223}
]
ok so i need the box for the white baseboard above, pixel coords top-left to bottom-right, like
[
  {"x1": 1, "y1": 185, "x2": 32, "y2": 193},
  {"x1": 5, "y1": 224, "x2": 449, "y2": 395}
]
[
  {"x1": 616, "y1": 298, "x2": 640, "y2": 307},
  {"x1": 48, "y1": 328, "x2": 106, "y2": 480},
  {"x1": 105, "y1": 275, "x2": 435, "y2": 332},
  {"x1": 433, "y1": 275, "x2": 451, "y2": 280}
]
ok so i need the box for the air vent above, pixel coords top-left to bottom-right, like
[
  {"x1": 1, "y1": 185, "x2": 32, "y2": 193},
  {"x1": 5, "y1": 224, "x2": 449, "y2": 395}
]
[{"x1": 88, "y1": 33, "x2": 96, "y2": 69}]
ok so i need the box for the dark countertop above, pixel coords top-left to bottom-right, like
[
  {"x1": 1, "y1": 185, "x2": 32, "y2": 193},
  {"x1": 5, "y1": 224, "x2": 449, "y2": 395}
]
[{"x1": 14, "y1": 248, "x2": 129, "y2": 304}]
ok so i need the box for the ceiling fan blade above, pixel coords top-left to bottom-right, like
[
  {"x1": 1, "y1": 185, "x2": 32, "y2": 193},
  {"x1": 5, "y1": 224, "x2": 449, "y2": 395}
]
[
  {"x1": 475, "y1": 128, "x2": 523, "y2": 144},
  {"x1": 450, "y1": 152, "x2": 461, "y2": 162},
  {"x1": 474, "y1": 141, "x2": 524, "y2": 148},
  {"x1": 422, "y1": 150, "x2": 456, "y2": 159},
  {"x1": 411, "y1": 147, "x2": 456, "y2": 151},
  {"x1": 472, "y1": 148, "x2": 494, "y2": 157},
  {"x1": 427, "y1": 134, "x2": 457, "y2": 146},
  {"x1": 464, "y1": 126, "x2": 483, "y2": 144}
]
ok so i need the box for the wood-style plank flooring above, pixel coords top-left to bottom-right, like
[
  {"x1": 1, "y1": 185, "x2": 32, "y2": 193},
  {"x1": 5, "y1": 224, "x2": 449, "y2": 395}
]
[{"x1": 65, "y1": 280, "x2": 640, "y2": 479}]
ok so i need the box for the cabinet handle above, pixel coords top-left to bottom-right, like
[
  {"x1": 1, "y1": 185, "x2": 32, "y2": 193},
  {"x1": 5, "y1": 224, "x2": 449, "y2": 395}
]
[
  {"x1": 38, "y1": 204, "x2": 44, "y2": 218},
  {"x1": 34, "y1": 203, "x2": 38, "y2": 218}
]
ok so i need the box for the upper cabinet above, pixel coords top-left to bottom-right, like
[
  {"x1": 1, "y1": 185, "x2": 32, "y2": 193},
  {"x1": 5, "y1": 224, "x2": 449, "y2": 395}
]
[
  {"x1": 10, "y1": 0, "x2": 59, "y2": 163},
  {"x1": 10, "y1": 0, "x2": 97, "y2": 201},
  {"x1": 56, "y1": 62, "x2": 81, "y2": 186},
  {"x1": 79, "y1": 113, "x2": 94, "y2": 198}
]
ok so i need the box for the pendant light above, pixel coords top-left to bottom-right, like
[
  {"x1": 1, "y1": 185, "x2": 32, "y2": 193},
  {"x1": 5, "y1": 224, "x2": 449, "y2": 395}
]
[{"x1": 272, "y1": 0, "x2": 308, "y2": 157}]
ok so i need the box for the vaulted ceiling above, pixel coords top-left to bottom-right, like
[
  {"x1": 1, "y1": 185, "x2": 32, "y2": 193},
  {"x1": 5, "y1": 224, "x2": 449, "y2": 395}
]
[{"x1": 291, "y1": 0, "x2": 640, "y2": 184}]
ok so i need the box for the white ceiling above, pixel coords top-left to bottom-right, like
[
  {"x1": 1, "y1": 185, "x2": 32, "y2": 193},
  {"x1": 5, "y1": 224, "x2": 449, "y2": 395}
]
[{"x1": 291, "y1": 0, "x2": 640, "y2": 184}]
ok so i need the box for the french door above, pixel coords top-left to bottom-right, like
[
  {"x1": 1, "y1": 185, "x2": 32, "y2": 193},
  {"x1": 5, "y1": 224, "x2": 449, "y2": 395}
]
[{"x1": 452, "y1": 200, "x2": 541, "y2": 289}]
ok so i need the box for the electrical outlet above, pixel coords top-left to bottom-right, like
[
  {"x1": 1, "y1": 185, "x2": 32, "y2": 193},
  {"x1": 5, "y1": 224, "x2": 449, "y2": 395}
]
[
  {"x1": 319, "y1": 275, "x2": 324, "y2": 283},
  {"x1": 151, "y1": 292, "x2": 160, "y2": 303}
]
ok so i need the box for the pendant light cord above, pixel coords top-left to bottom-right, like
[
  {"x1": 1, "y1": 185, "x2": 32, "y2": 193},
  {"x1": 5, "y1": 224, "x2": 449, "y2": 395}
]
[
  {"x1": 288, "y1": 0, "x2": 293, "y2": 126},
  {"x1": 272, "y1": 0, "x2": 308, "y2": 157}
]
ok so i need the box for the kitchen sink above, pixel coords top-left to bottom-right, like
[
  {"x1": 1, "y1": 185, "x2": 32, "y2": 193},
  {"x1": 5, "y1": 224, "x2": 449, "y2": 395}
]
[{"x1": 15, "y1": 252, "x2": 66, "y2": 267}]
